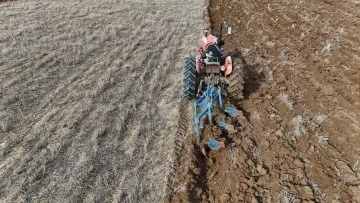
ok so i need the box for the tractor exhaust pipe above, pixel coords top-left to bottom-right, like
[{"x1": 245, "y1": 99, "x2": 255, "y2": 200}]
[{"x1": 203, "y1": 29, "x2": 209, "y2": 37}]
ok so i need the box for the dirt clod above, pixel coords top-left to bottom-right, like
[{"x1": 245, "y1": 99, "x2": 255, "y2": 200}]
[
  {"x1": 193, "y1": 168, "x2": 201, "y2": 176},
  {"x1": 220, "y1": 193, "x2": 231, "y2": 203},
  {"x1": 256, "y1": 164, "x2": 268, "y2": 176}
]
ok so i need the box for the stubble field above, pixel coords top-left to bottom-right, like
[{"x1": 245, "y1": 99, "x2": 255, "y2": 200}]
[{"x1": 0, "y1": 0, "x2": 204, "y2": 202}]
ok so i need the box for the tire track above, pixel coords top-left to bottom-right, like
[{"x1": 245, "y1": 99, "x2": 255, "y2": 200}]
[{"x1": 165, "y1": 100, "x2": 190, "y2": 200}]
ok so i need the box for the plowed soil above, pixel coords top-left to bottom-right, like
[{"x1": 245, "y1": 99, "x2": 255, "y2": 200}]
[{"x1": 166, "y1": 0, "x2": 360, "y2": 202}]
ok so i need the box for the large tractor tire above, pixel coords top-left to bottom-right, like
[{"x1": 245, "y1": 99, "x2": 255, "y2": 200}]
[
  {"x1": 182, "y1": 56, "x2": 197, "y2": 100},
  {"x1": 227, "y1": 57, "x2": 245, "y2": 104}
]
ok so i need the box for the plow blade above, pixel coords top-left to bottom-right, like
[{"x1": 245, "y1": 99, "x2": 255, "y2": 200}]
[
  {"x1": 224, "y1": 107, "x2": 242, "y2": 117},
  {"x1": 217, "y1": 121, "x2": 236, "y2": 133},
  {"x1": 194, "y1": 85, "x2": 242, "y2": 144},
  {"x1": 208, "y1": 139, "x2": 225, "y2": 150}
]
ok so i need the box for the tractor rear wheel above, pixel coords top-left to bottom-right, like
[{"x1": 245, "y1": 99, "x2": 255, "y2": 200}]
[
  {"x1": 182, "y1": 56, "x2": 197, "y2": 100},
  {"x1": 227, "y1": 57, "x2": 245, "y2": 104}
]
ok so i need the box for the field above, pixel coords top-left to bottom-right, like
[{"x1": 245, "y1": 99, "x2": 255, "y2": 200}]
[
  {"x1": 167, "y1": 0, "x2": 360, "y2": 202},
  {"x1": 1, "y1": 0, "x2": 360, "y2": 202},
  {"x1": 0, "y1": 0, "x2": 204, "y2": 202}
]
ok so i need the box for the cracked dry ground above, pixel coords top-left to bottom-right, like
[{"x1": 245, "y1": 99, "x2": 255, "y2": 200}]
[{"x1": 166, "y1": 0, "x2": 360, "y2": 202}]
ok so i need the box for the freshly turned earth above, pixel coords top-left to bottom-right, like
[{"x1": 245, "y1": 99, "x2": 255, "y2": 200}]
[{"x1": 166, "y1": 0, "x2": 360, "y2": 202}]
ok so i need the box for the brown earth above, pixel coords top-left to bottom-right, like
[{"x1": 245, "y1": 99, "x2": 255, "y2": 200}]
[{"x1": 166, "y1": 0, "x2": 360, "y2": 202}]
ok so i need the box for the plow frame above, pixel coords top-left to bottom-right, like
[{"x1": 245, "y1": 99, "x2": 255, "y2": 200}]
[{"x1": 194, "y1": 85, "x2": 223, "y2": 144}]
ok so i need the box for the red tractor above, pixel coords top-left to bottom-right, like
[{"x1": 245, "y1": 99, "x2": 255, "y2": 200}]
[
  {"x1": 182, "y1": 22, "x2": 246, "y2": 146},
  {"x1": 182, "y1": 23, "x2": 245, "y2": 103}
]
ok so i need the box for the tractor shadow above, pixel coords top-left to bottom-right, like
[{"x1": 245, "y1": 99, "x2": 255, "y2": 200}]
[
  {"x1": 228, "y1": 49, "x2": 265, "y2": 120},
  {"x1": 229, "y1": 49, "x2": 265, "y2": 100}
]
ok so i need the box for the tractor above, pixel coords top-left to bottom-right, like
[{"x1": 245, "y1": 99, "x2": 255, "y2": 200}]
[{"x1": 182, "y1": 22, "x2": 245, "y2": 147}]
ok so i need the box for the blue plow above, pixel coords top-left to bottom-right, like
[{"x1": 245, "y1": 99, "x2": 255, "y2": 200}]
[{"x1": 194, "y1": 85, "x2": 239, "y2": 146}]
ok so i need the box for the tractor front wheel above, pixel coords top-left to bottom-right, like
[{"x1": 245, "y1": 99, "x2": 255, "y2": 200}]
[
  {"x1": 227, "y1": 57, "x2": 245, "y2": 104},
  {"x1": 182, "y1": 56, "x2": 197, "y2": 100}
]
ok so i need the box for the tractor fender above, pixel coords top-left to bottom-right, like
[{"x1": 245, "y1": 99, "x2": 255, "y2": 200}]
[
  {"x1": 201, "y1": 35, "x2": 218, "y2": 51},
  {"x1": 223, "y1": 56, "x2": 232, "y2": 76}
]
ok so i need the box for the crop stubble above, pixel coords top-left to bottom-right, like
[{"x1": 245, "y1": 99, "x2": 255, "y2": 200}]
[{"x1": 0, "y1": 0, "x2": 204, "y2": 202}]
